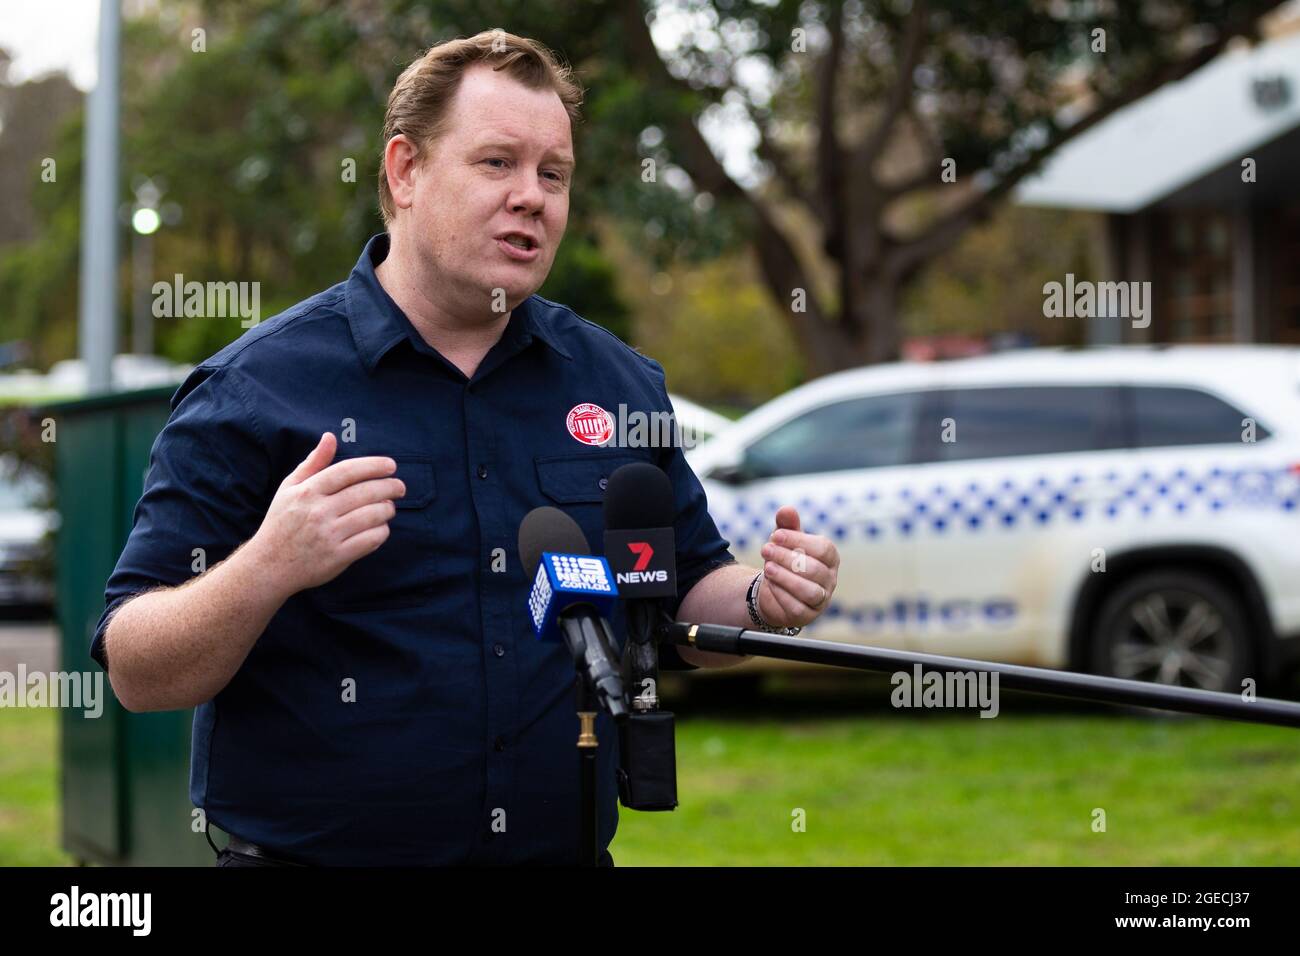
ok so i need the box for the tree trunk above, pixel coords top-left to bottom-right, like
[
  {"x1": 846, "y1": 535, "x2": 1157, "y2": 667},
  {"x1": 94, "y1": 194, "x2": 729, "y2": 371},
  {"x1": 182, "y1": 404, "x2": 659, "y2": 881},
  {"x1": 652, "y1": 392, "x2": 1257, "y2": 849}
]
[{"x1": 862, "y1": 277, "x2": 902, "y2": 365}]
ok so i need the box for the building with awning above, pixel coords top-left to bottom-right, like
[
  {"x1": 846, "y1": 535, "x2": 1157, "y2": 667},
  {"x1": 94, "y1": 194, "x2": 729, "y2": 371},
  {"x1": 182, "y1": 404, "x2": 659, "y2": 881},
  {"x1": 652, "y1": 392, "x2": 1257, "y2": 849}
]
[{"x1": 1018, "y1": 28, "x2": 1300, "y2": 346}]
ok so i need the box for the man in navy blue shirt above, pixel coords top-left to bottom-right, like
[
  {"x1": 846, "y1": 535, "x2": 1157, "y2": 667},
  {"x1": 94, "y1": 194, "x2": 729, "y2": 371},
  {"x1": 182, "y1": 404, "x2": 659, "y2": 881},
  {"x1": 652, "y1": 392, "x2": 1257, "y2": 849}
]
[{"x1": 92, "y1": 30, "x2": 840, "y2": 866}]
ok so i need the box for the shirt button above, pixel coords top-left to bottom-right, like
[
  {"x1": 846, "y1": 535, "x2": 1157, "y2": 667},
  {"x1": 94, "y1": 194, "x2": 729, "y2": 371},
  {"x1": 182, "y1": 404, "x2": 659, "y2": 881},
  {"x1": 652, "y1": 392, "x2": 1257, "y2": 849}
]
[
  {"x1": 493, "y1": 643, "x2": 506, "y2": 657},
  {"x1": 477, "y1": 464, "x2": 488, "y2": 479},
  {"x1": 598, "y1": 477, "x2": 608, "y2": 491},
  {"x1": 493, "y1": 735, "x2": 506, "y2": 752}
]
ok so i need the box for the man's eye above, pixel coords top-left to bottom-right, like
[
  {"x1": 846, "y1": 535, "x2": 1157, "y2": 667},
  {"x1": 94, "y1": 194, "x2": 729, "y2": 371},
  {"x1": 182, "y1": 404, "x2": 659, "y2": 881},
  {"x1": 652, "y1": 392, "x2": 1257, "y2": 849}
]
[{"x1": 483, "y1": 159, "x2": 565, "y2": 184}]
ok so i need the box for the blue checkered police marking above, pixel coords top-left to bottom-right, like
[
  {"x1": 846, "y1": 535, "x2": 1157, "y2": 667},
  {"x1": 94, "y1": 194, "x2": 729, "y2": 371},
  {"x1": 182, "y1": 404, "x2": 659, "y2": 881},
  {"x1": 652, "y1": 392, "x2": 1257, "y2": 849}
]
[
  {"x1": 712, "y1": 464, "x2": 1300, "y2": 549},
  {"x1": 710, "y1": 463, "x2": 1299, "y2": 632}
]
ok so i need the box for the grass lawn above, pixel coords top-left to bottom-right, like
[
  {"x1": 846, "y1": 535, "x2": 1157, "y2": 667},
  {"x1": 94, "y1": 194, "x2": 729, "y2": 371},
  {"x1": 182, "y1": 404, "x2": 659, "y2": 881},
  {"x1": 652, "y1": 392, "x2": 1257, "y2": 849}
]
[
  {"x1": 0, "y1": 706, "x2": 71, "y2": 866},
  {"x1": 609, "y1": 678, "x2": 1300, "y2": 865},
  {"x1": 3, "y1": 686, "x2": 1298, "y2": 866}
]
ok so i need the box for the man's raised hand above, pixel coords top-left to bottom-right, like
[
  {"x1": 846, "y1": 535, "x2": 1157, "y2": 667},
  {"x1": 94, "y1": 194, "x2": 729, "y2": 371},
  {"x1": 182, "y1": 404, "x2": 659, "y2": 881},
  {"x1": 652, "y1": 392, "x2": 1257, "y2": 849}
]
[{"x1": 248, "y1": 431, "x2": 407, "y2": 598}]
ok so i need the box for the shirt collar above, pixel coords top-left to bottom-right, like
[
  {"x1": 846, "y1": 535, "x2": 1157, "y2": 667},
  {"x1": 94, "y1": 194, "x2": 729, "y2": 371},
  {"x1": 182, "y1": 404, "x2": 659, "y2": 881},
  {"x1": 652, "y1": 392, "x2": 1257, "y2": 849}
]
[{"x1": 345, "y1": 233, "x2": 572, "y2": 374}]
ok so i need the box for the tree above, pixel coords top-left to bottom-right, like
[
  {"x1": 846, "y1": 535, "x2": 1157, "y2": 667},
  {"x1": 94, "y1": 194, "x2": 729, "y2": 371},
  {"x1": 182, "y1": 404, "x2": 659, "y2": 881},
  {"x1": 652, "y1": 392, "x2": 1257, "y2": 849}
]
[
  {"x1": 612, "y1": 0, "x2": 1285, "y2": 373},
  {"x1": 0, "y1": 50, "x2": 82, "y2": 249},
  {"x1": 9, "y1": 1, "x2": 1283, "y2": 378}
]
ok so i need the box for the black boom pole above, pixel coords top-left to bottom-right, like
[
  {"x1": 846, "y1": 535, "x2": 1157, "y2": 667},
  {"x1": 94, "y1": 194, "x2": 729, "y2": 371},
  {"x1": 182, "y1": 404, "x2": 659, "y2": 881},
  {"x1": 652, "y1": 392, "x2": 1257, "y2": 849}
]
[{"x1": 661, "y1": 621, "x2": 1300, "y2": 730}]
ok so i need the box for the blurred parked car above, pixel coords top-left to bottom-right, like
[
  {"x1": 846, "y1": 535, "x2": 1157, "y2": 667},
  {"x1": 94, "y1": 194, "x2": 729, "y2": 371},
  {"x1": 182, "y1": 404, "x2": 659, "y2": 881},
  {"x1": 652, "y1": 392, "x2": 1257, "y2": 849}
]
[
  {"x1": 0, "y1": 354, "x2": 193, "y2": 406},
  {"x1": 43, "y1": 354, "x2": 193, "y2": 393},
  {"x1": 0, "y1": 455, "x2": 54, "y2": 610},
  {"x1": 668, "y1": 393, "x2": 732, "y2": 446},
  {"x1": 689, "y1": 346, "x2": 1300, "y2": 693}
]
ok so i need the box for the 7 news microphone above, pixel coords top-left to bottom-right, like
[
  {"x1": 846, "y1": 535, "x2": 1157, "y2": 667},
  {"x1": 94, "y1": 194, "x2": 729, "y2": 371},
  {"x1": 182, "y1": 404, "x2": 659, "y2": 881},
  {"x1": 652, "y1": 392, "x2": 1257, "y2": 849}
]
[
  {"x1": 603, "y1": 462, "x2": 680, "y2": 812},
  {"x1": 518, "y1": 506, "x2": 628, "y2": 720}
]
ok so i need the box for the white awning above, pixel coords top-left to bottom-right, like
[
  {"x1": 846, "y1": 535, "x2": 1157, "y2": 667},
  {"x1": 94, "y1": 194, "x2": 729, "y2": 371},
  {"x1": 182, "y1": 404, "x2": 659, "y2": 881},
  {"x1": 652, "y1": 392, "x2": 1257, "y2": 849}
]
[{"x1": 1017, "y1": 31, "x2": 1300, "y2": 212}]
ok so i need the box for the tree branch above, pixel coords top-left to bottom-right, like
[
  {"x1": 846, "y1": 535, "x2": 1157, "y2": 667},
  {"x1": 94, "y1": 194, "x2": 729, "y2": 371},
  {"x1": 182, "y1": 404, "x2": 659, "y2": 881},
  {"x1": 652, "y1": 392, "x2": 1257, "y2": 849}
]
[
  {"x1": 616, "y1": 0, "x2": 844, "y2": 371},
  {"x1": 854, "y1": 0, "x2": 927, "y2": 174},
  {"x1": 816, "y1": 0, "x2": 847, "y2": 259},
  {"x1": 880, "y1": 106, "x2": 946, "y2": 197},
  {"x1": 748, "y1": 105, "x2": 817, "y2": 209},
  {"x1": 890, "y1": 24, "x2": 1256, "y2": 275}
]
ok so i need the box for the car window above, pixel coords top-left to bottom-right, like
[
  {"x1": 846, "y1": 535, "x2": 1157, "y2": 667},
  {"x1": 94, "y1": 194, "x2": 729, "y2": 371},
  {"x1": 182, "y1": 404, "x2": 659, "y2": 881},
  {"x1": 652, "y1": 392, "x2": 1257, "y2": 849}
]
[
  {"x1": 920, "y1": 386, "x2": 1125, "y2": 463},
  {"x1": 742, "y1": 392, "x2": 919, "y2": 478},
  {"x1": 1130, "y1": 386, "x2": 1267, "y2": 447}
]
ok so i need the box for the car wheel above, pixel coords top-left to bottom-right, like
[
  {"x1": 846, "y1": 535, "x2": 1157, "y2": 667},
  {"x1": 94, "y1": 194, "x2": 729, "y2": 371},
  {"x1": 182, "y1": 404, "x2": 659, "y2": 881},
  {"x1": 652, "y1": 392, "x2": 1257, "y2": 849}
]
[{"x1": 1090, "y1": 570, "x2": 1252, "y2": 695}]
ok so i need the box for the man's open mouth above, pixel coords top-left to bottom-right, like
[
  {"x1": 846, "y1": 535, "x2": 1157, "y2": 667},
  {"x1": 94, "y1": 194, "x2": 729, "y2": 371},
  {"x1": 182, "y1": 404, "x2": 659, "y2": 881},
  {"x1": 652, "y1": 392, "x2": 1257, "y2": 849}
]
[{"x1": 499, "y1": 234, "x2": 537, "y2": 250}]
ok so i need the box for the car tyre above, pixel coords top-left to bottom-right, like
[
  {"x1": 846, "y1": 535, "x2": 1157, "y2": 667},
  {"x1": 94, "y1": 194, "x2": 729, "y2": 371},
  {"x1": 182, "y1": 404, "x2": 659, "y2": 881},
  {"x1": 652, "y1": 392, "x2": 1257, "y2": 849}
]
[{"x1": 1090, "y1": 569, "x2": 1253, "y2": 698}]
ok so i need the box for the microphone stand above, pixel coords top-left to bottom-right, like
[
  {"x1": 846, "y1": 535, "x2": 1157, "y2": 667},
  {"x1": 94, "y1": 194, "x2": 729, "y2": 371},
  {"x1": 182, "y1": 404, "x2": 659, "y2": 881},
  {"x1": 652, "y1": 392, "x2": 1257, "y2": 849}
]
[
  {"x1": 659, "y1": 620, "x2": 1300, "y2": 729},
  {"x1": 563, "y1": 615, "x2": 628, "y2": 866},
  {"x1": 574, "y1": 668, "x2": 600, "y2": 867}
]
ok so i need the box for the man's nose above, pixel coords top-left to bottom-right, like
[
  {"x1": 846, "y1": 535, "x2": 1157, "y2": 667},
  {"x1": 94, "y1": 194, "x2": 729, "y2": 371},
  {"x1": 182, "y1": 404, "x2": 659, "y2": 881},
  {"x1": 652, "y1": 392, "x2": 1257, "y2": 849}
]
[{"x1": 508, "y1": 171, "x2": 547, "y2": 214}]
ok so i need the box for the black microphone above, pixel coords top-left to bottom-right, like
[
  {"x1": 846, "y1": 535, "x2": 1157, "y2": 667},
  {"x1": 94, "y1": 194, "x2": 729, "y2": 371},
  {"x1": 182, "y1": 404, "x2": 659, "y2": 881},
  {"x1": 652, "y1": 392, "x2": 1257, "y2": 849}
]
[
  {"x1": 518, "y1": 506, "x2": 627, "y2": 720},
  {"x1": 604, "y1": 461, "x2": 678, "y2": 707},
  {"x1": 603, "y1": 463, "x2": 679, "y2": 811}
]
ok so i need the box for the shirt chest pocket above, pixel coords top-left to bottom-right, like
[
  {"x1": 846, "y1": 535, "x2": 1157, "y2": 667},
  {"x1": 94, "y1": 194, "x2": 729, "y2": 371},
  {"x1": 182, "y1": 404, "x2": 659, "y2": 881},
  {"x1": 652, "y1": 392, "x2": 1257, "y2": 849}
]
[
  {"x1": 534, "y1": 452, "x2": 649, "y2": 551},
  {"x1": 314, "y1": 455, "x2": 438, "y2": 610}
]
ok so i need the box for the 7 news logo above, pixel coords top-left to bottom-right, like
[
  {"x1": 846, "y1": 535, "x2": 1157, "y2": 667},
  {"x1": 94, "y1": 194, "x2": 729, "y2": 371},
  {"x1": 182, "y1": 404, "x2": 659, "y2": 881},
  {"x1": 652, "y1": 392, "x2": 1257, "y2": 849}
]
[{"x1": 617, "y1": 541, "x2": 668, "y2": 585}]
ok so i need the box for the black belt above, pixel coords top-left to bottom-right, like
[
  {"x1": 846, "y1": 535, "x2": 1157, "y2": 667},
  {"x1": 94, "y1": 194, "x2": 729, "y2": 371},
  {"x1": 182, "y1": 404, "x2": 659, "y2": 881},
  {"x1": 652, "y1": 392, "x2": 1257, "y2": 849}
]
[{"x1": 226, "y1": 834, "x2": 309, "y2": 867}]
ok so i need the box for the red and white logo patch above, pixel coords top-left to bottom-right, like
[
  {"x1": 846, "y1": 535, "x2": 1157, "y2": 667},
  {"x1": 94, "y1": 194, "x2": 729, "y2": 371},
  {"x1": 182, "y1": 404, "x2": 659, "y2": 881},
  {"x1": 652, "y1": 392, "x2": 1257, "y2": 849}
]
[{"x1": 566, "y1": 403, "x2": 614, "y2": 446}]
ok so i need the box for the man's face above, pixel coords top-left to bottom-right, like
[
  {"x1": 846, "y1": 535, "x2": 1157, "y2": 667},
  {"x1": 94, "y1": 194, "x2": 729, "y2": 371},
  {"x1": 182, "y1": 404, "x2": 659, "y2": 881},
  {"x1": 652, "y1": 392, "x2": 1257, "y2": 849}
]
[{"x1": 402, "y1": 63, "x2": 574, "y2": 315}]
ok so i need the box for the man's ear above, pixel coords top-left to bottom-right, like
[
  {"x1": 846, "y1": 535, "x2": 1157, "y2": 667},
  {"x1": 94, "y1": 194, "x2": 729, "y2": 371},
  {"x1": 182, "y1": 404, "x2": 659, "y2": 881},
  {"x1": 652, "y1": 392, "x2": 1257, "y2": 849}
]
[{"x1": 384, "y1": 134, "x2": 420, "y2": 213}]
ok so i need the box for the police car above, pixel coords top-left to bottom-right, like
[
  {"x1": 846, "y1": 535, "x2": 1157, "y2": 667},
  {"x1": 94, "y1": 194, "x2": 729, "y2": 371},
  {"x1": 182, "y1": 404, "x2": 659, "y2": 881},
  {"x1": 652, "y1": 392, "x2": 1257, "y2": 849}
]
[
  {"x1": 668, "y1": 393, "x2": 731, "y2": 444},
  {"x1": 687, "y1": 346, "x2": 1300, "y2": 693}
]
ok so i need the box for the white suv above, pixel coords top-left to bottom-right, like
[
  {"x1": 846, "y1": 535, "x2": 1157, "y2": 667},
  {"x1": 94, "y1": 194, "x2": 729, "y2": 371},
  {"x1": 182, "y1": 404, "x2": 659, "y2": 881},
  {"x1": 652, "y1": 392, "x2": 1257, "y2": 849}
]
[{"x1": 688, "y1": 346, "x2": 1300, "y2": 692}]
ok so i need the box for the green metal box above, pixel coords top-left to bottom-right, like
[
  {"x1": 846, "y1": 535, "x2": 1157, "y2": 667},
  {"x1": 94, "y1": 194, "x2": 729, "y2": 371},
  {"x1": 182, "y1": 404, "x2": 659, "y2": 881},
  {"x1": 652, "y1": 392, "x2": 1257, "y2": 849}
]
[{"x1": 45, "y1": 385, "x2": 212, "y2": 866}]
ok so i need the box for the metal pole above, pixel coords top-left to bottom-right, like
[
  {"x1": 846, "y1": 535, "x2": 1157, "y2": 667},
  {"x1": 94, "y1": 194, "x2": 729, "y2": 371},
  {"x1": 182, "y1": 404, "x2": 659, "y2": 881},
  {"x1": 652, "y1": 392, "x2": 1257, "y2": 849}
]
[
  {"x1": 78, "y1": 0, "x2": 121, "y2": 394},
  {"x1": 131, "y1": 230, "x2": 153, "y2": 355},
  {"x1": 664, "y1": 621, "x2": 1300, "y2": 729}
]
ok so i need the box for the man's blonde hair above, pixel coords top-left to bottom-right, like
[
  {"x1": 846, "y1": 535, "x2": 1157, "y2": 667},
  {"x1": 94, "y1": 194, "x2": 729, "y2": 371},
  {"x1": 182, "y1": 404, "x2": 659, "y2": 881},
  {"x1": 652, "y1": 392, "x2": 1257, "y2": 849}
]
[{"x1": 377, "y1": 29, "x2": 584, "y2": 225}]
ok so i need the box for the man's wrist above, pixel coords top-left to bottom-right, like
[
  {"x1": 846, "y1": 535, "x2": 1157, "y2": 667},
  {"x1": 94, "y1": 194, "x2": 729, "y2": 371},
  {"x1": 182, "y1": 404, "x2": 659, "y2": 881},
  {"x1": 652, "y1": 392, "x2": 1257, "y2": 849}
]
[
  {"x1": 745, "y1": 570, "x2": 802, "y2": 636},
  {"x1": 230, "y1": 534, "x2": 296, "y2": 607}
]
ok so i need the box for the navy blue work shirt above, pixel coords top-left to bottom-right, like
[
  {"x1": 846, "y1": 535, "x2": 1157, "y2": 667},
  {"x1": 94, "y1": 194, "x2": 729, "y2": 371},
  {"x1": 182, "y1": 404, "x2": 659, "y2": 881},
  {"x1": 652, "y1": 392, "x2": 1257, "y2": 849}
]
[{"x1": 90, "y1": 233, "x2": 737, "y2": 865}]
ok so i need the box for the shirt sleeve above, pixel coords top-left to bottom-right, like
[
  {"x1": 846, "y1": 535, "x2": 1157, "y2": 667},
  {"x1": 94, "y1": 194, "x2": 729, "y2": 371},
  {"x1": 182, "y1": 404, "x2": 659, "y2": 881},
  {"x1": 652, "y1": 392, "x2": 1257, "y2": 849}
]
[
  {"x1": 89, "y1": 363, "x2": 272, "y2": 672},
  {"x1": 641, "y1": 358, "x2": 739, "y2": 672}
]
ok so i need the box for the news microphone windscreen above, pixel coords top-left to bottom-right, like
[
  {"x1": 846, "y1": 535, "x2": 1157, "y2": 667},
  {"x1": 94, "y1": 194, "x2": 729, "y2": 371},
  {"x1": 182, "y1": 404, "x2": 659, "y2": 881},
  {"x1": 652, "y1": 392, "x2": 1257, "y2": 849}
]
[
  {"x1": 604, "y1": 462, "x2": 675, "y2": 530},
  {"x1": 519, "y1": 506, "x2": 591, "y2": 578}
]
